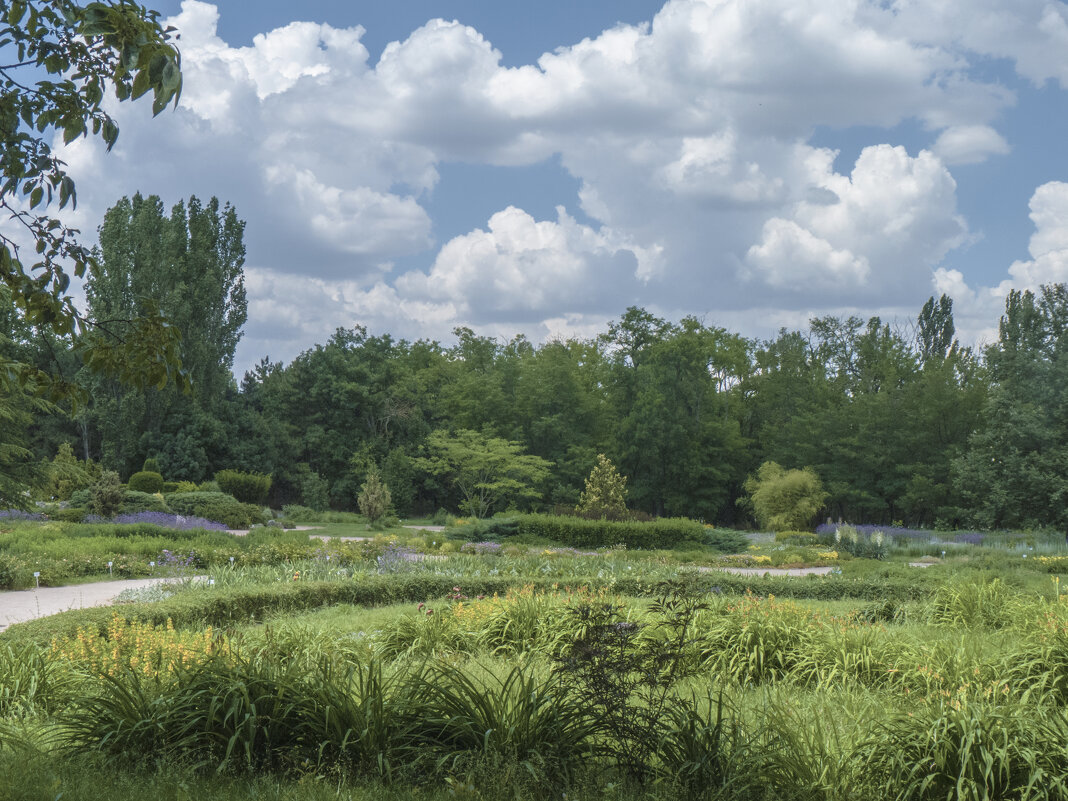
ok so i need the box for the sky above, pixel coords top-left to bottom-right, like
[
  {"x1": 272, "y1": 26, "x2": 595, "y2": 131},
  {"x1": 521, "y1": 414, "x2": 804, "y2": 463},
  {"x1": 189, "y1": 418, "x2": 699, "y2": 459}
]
[{"x1": 41, "y1": 0, "x2": 1068, "y2": 374}]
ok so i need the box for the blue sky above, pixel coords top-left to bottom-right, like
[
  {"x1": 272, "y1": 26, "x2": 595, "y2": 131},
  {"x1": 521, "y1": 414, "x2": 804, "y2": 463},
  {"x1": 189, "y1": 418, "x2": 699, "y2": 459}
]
[{"x1": 47, "y1": 0, "x2": 1068, "y2": 372}]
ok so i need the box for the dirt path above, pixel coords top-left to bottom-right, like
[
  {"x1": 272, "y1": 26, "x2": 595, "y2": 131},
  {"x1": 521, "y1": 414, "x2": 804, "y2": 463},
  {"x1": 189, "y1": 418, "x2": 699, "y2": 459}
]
[{"x1": 0, "y1": 578, "x2": 183, "y2": 633}]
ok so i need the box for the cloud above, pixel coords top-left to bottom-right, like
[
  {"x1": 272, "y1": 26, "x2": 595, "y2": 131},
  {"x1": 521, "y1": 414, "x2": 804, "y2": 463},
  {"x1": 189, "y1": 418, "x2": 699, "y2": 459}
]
[
  {"x1": 36, "y1": 0, "x2": 1066, "y2": 371},
  {"x1": 394, "y1": 206, "x2": 652, "y2": 321},
  {"x1": 1002, "y1": 182, "x2": 1068, "y2": 289},
  {"x1": 931, "y1": 125, "x2": 1011, "y2": 165},
  {"x1": 742, "y1": 145, "x2": 967, "y2": 301},
  {"x1": 929, "y1": 182, "x2": 1068, "y2": 349}
]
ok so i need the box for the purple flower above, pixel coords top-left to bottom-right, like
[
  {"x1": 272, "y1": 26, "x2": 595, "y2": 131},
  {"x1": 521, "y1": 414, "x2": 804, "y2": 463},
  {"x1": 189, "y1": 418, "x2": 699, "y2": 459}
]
[
  {"x1": 0, "y1": 509, "x2": 45, "y2": 521},
  {"x1": 460, "y1": 541, "x2": 502, "y2": 555},
  {"x1": 109, "y1": 511, "x2": 228, "y2": 531}
]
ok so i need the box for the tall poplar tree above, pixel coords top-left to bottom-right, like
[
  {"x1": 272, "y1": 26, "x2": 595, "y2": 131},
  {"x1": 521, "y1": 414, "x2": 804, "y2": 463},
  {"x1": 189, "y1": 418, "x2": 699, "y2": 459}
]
[{"x1": 84, "y1": 193, "x2": 247, "y2": 478}]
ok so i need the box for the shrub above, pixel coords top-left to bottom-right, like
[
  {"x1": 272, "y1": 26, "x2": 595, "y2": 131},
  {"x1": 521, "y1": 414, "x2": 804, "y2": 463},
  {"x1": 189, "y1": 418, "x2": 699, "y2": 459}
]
[
  {"x1": 120, "y1": 490, "x2": 170, "y2": 515},
  {"x1": 51, "y1": 507, "x2": 87, "y2": 523},
  {"x1": 357, "y1": 466, "x2": 392, "y2": 526},
  {"x1": 89, "y1": 471, "x2": 124, "y2": 518},
  {"x1": 281, "y1": 504, "x2": 319, "y2": 523},
  {"x1": 68, "y1": 489, "x2": 91, "y2": 508},
  {"x1": 775, "y1": 531, "x2": 819, "y2": 546},
  {"x1": 743, "y1": 462, "x2": 827, "y2": 531},
  {"x1": 127, "y1": 471, "x2": 164, "y2": 494},
  {"x1": 142, "y1": 457, "x2": 161, "y2": 474},
  {"x1": 214, "y1": 470, "x2": 272, "y2": 505},
  {"x1": 165, "y1": 491, "x2": 264, "y2": 529},
  {"x1": 511, "y1": 514, "x2": 727, "y2": 551},
  {"x1": 576, "y1": 454, "x2": 628, "y2": 521}
]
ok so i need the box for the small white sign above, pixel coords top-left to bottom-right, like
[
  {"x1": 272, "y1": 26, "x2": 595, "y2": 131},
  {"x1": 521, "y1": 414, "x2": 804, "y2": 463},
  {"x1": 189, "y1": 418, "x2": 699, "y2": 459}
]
[{"x1": 33, "y1": 571, "x2": 40, "y2": 578}]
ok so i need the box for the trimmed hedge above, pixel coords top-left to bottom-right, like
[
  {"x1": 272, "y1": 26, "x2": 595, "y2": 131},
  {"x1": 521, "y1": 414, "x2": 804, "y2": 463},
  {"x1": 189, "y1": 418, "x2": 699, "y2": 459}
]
[
  {"x1": 215, "y1": 470, "x2": 272, "y2": 506},
  {"x1": 506, "y1": 514, "x2": 746, "y2": 552},
  {"x1": 127, "y1": 471, "x2": 164, "y2": 494}
]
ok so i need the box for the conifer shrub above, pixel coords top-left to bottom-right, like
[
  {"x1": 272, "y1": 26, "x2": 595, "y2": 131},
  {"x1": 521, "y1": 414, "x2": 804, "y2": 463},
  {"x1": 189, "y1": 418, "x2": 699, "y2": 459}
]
[
  {"x1": 576, "y1": 454, "x2": 628, "y2": 520},
  {"x1": 89, "y1": 471, "x2": 124, "y2": 518}
]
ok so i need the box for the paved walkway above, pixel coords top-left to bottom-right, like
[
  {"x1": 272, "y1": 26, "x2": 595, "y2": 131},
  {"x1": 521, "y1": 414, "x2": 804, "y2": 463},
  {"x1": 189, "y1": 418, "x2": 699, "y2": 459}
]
[
  {"x1": 698, "y1": 565, "x2": 836, "y2": 577},
  {"x1": 0, "y1": 577, "x2": 180, "y2": 633}
]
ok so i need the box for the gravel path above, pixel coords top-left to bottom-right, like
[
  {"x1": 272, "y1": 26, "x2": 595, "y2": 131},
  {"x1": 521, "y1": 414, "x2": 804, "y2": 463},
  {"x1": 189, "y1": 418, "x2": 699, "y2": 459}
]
[{"x1": 0, "y1": 578, "x2": 182, "y2": 633}]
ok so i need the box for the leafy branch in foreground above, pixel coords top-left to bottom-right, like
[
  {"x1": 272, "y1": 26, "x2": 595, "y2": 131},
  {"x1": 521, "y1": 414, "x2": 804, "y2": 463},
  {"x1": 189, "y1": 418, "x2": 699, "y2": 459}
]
[{"x1": 0, "y1": 0, "x2": 186, "y2": 402}]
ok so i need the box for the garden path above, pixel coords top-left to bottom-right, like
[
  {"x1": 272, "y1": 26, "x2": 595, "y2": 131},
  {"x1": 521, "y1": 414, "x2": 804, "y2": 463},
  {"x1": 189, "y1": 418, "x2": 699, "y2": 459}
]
[
  {"x1": 0, "y1": 578, "x2": 182, "y2": 633},
  {"x1": 698, "y1": 565, "x2": 836, "y2": 577}
]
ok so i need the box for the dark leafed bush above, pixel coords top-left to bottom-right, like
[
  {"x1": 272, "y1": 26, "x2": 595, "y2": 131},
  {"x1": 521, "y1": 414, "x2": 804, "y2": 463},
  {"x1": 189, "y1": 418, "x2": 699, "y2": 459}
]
[
  {"x1": 89, "y1": 471, "x2": 125, "y2": 518},
  {"x1": 68, "y1": 489, "x2": 91, "y2": 508},
  {"x1": 127, "y1": 471, "x2": 164, "y2": 494},
  {"x1": 214, "y1": 470, "x2": 272, "y2": 505}
]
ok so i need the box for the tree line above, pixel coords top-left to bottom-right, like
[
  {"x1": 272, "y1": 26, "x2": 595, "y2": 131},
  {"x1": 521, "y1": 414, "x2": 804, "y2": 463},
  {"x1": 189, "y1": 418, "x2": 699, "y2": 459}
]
[{"x1": 4, "y1": 193, "x2": 1068, "y2": 529}]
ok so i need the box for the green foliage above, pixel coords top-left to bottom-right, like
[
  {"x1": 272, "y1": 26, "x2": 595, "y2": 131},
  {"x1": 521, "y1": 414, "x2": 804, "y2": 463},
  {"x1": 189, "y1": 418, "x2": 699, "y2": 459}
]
[
  {"x1": 859, "y1": 701, "x2": 1068, "y2": 801},
  {"x1": 43, "y1": 441, "x2": 94, "y2": 501},
  {"x1": 214, "y1": 469, "x2": 271, "y2": 505},
  {"x1": 142, "y1": 457, "x2": 161, "y2": 474},
  {"x1": 165, "y1": 491, "x2": 263, "y2": 529},
  {"x1": 86, "y1": 194, "x2": 247, "y2": 478},
  {"x1": 89, "y1": 470, "x2": 124, "y2": 517},
  {"x1": 416, "y1": 429, "x2": 552, "y2": 518},
  {"x1": 576, "y1": 453, "x2": 628, "y2": 520},
  {"x1": 127, "y1": 470, "x2": 163, "y2": 494},
  {"x1": 744, "y1": 461, "x2": 828, "y2": 531},
  {"x1": 298, "y1": 467, "x2": 330, "y2": 512},
  {"x1": 120, "y1": 490, "x2": 169, "y2": 515},
  {"x1": 495, "y1": 513, "x2": 743, "y2": 551},
  {"x1": 0, "y1": 1, "x2": 186, "y2": 403},
  {"x1": 357, "y1": 466, "x2": 392, "y2": 526},
  {"x1": 775, "y1": 530, "x2": 819, "y2": 546}
]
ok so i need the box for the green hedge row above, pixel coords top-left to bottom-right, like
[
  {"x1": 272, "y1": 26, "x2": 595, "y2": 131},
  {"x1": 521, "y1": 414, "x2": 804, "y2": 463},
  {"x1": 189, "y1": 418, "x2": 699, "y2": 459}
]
[
  {"x1": 1, "y1": 570, "x2": 936, "y2": 647},
  {"x1": 506, "y1": 514, "x2": 747, "y2": 551}
]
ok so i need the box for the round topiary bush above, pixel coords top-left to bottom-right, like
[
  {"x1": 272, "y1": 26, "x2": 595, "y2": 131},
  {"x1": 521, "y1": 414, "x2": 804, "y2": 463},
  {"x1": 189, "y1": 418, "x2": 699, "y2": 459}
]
[{"x1": 127, "y1": 471, "x2": 164, "y2": 494}]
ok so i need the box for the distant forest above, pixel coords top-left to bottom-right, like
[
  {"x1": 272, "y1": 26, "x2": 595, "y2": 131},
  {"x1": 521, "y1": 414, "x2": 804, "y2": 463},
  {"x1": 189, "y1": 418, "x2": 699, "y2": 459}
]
[{"x1": 4, "y1": 193, "x2": 1068, "y2": 530}]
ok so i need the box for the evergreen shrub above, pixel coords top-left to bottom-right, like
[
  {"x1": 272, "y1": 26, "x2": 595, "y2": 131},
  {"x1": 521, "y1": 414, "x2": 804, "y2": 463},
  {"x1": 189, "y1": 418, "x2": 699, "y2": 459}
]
[
  {"x1": 127, "y1": 471, "x2": 164, "y2": 494},
  {"x1": 120, "y1": 491, "x2": 170, "y2": 515},
  {"x1": 68, "y1": 489, "x2": 91, "y2": 508}
]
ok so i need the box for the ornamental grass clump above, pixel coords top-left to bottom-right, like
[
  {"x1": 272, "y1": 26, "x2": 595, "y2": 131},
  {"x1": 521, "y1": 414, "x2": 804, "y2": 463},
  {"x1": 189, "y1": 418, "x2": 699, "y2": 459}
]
[{"x1": 858, "y1": 698, "x2": 1068, "y2": 801}]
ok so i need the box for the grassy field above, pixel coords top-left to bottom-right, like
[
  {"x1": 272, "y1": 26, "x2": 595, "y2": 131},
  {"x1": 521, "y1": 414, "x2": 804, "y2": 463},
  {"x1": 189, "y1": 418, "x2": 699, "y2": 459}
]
[{"x1": 2, "y1": 517, "x2": 1068, "y2": 800}]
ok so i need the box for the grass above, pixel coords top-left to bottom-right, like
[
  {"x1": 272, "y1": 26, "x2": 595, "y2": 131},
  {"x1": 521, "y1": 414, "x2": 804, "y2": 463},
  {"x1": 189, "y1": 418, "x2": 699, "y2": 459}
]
[{"x1": 5, "y1": 518, "x2": 1068, "y2": 799}]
